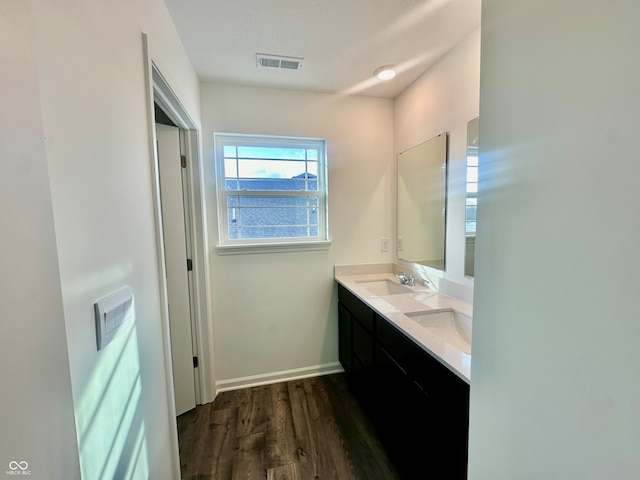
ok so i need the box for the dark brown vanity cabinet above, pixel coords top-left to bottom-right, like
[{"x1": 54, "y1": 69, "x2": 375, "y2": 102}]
[{"x1": 337, "y1": 283, "x2": 469, "y2": 479}]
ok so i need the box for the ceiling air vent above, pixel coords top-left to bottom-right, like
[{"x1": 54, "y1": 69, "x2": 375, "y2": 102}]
[{"x1": 256, "y1": 53, "x2": 303, "y2": 70}]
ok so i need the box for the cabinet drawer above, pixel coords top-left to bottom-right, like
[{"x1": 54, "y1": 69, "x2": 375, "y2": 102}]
[
  {"x1": 338, "y1": 284, "x2": 374, "y2": 333},
  {"x1": 376, "y1": 314, "x2": 413, "y2": 365}
]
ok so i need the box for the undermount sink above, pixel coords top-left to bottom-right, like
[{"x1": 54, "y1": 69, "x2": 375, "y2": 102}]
[
  {"x1": 356, "y1": 279, "x2": 413, "y2": 296},
  {"x1": 406, "y1": 310, "x2": 472, "y2": 354}
]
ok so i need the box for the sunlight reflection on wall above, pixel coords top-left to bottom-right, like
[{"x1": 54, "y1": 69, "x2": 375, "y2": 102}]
[{"x1": 75, "y1": 314, "x2": 150, "y2": 479}]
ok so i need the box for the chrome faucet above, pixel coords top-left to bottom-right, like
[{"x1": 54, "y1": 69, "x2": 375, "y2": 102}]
[{"x1": 394, "y1": 272, "x2": 415, "y2": 287}]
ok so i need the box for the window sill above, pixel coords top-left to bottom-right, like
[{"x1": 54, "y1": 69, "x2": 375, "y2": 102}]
[{"x1": 215, "y1": 240, "x2": 332, "y2": 255}]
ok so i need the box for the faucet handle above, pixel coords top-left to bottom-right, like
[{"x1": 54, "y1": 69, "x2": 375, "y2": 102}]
[{"x1": 394, "y1": 272, "x2": 415, "y2": 286}]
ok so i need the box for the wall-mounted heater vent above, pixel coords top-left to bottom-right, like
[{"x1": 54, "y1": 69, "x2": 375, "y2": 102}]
[{"x1": 256, "y1": 53, "x2": 303, "y2": 70}]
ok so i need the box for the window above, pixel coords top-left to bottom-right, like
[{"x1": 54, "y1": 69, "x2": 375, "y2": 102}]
[{"x1": 214, "y1": 133, "x2": 329, "y2": 253}]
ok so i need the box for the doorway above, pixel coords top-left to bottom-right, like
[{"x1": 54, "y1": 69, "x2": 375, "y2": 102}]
[
  {"x1": 146, "y1": 59, "x2": 215, "y2": 408},
  {"x1": 155, "y1": 116, "x2": 197, "y2": 416}
]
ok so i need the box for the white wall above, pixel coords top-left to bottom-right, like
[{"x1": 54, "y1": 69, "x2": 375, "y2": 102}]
[
  {"x1": 3, "y1": 1, "x2": 201, "y2": 478},
  {"x1": 201, "y1": 84, "x2": 394, "y2": 387},
  {"x1": 469, "y1": 2, "x2": 640, "y2": 478},
  {"x1": 0, "y1": 3, "x2": 80, "y2": 477},
  {"x1": 394, "y1": 27, "x2": 481, "y2": 301}
]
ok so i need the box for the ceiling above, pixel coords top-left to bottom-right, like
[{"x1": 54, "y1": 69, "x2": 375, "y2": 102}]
[{"x1": 163, "y1": 0, "x2": 481, "y2": 99}]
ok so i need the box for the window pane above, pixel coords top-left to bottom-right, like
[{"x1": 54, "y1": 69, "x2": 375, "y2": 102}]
[
  {"x1": 237, "y1": 159, "x2": 308, "y2": 179},
  {"x1": 223, "y1": 145, "x2": 237, "y2": 157},
  {"x1": 228, "y1": 221, "x2": 321, "y2": 239},
  {"x1": 237, "y1": 146, "x2": 306, "y2": 160},
  {"x1": 466, "y1": 198, "x2": 477, "y2": 234},
  {"x1": 466, "y1": 205, "x2": 477, "y2": 222},
  {"x1": 238, "y1": 196, "x2": 310, "y2": 207},
  {"x1": 239, "y1": 207, "x2": 314, "y2": 226},
  {"x1": 466, "y1": 166, "x2": 478, "y2": 183},
  {"x1": 224, "y1": 158, "x2": 238, "y2": 177},
  {"x1": 236, "y1": 226, "x2": 315, "y2": 239},
  {"x1": 226, "y1": 195, "x2": 320, "y2": 239},
  {"x1": 227, "y1": 177, "x2": 318, "y2": 192}
]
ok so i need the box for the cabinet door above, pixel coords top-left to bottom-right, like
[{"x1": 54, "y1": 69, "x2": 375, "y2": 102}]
[
  {"x1": 351, "y1": 316, "x2": 375, "y2": 396},
  {"x1": 352, "y1": 318, "x2": 374, "y2": 370},
  {"x1": 374, "y1": 345, "x2": 446, "y2": 478},
  {"x1": 338, "y1": 302, "x2": 352, "y2": 373},
  {"x1": 374, "y1": 344, "x2": 411, "y2": 419}
]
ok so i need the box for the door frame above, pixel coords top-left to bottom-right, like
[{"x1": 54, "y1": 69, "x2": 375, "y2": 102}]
[{"x1": 142, "y1": 32, "x2": 215, "y2": 477}]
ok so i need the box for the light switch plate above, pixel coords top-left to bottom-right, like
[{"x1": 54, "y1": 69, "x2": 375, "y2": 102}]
[{"x1": 94, "y1": 286, "x2": 134, "y2": 350}]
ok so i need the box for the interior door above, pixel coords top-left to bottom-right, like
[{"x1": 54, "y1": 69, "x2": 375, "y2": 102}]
[{"x1": 155, "y1": 122, "x2": 196, "y2": 416}]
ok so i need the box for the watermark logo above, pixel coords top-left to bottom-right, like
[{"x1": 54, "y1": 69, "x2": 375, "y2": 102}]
[{"x1": 5, "y1": 461, "x2": 30, "y2": 476}]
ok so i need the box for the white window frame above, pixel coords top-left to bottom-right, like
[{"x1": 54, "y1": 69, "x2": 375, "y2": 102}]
[
  {"x1": 213, "y1": 132, "x2": 331, "y2": 255},
  {"x1": 465, "y1": 147, "x2": 478, "y2": 237}
]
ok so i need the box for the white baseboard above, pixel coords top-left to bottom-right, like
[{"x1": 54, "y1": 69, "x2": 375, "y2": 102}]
[{"x1": 215, "y1": 362, "x2": 344, "y2": 394}]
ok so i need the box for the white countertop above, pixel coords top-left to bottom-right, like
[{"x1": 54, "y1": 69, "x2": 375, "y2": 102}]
[{"x1": 335, "y1": 267, "x2": 472, "y2": 383}]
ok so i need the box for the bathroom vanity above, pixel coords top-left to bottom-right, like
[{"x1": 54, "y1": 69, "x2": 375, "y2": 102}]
[{"x1": 335, "y1": 265, "x2": 471, "y2": 479}]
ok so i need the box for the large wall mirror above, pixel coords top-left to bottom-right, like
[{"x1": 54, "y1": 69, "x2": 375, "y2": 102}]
[
  {"x1": 397, "y1": 132, "x2": 448, "y2": 270},
  {"x1": 464, "y1": 117, "x2": 479, "y2": 277}
]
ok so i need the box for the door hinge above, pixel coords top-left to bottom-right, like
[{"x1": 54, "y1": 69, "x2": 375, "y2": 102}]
[
  {"x1": 180, "y1": 155, "x2": 187, "y2": 168},
  {"x1": 193, "y1": 356, "x2": 198, "y2": 368},
  {"x1": 186, "y1": 259, "x2": 193, "y2": 271}
]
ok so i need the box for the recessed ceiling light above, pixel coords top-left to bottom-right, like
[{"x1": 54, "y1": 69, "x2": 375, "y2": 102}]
[{"x1": 374, "y1": 65, "x2": 397, "y2": 81}]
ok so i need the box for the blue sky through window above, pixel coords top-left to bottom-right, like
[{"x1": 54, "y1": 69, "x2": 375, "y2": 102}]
[{"x1": 224, "y1": 146, "x2": 319, "y2": 179}]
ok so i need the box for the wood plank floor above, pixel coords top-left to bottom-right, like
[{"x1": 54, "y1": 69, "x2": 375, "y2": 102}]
[{"x1": 177, "y1": 373, "x2": 403, "y2": 480}]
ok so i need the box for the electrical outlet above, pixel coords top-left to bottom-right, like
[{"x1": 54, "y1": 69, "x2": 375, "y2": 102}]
[
  {"x1": 381, "y1": 238, "x2": 389, "y2": 252},
  {"x1": 397, "y1": 237, "x2": 404, "y2": 252}
]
